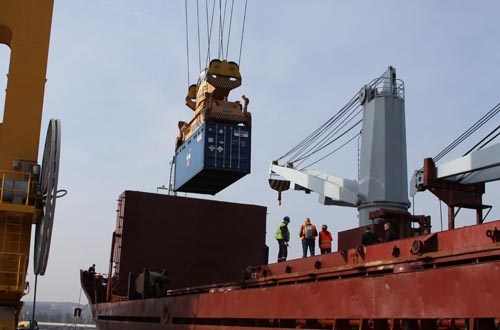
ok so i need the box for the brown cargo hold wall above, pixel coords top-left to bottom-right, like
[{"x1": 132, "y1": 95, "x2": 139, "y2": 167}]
[{"x1": 111, "y1": 191, "x2": 268, "y2": 296}]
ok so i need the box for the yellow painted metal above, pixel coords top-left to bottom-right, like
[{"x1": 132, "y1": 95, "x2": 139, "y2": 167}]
[
  {"x1": 0, "y1": 319, "x2": 15, "y2": 330},
  {"x1": 0, "y1": 0, "x2": 54, "y2": 328},
  {"x1": 176, "y1": 59, "x2": 251, "y2": 147},
  {"x1": 184, "y1": 84, "x2": 197, "y2": 111},
  {"x1": 205, "y1": 59, "x2": 241, "y2": 79},
  {"x1": 0, "y1": 0, "x2": 54, "y2": 169}
]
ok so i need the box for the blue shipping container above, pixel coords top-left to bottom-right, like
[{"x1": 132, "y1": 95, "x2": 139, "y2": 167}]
[{"x1": 174, "y1": 122, "x2": 251, "y2": 195}]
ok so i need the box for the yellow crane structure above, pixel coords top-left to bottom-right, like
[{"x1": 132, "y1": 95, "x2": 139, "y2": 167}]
[
  {"x1": 176, "y1": 59, "x2": 250, "y2": 149},
  {"x1": 0, "y1": 1, "x2": 59, "y2": 329}
]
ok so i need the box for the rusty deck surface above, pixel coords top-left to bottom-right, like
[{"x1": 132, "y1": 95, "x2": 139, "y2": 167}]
[{"x1": 84, "y1": 213, "x2": 500, "y2": 330}]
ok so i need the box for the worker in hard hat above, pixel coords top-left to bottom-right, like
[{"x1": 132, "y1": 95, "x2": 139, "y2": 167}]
[{"x1": 275, "y1": 216, "x2": 291, "y2": 262}]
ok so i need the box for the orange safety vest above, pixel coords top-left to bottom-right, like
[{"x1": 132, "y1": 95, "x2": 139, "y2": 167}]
[{"x1": 318, "y1": 230, "x2": 332, "y2": 249}]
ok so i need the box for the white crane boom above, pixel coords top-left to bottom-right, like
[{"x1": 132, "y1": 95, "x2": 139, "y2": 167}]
[
  {"x1": 269, "y1": 164, "x2": 358, "y2": 207},
  {"x1": 411, "y1": 142, "x2": 500, "y2": 196},
  {"x1": 436, "y1": 142, "x2": 500, "y2": 183}
]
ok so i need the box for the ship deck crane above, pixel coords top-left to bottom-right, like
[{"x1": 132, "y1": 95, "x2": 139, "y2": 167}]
[
  {"x1": 270, "y1": 67, "x2": 500, "y2": 249},
  {"x1": 0, "y1": 1, "x2": 61, "y2": 328},
  {"x1": 410, "y1": 105, "x2": 500, "y2": 230},
  {"x1": 270, "y1": 67, "x2": 410, "y2": 229}
]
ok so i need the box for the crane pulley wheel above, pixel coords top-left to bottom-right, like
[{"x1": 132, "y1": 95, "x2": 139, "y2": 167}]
[{"x1": 34, "y1": 118, "x2": 62, "y2": 276}]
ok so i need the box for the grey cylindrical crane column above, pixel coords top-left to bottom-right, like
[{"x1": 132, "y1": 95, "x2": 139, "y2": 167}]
[{"x1": 357, "y1": 67, "x2": 409, "y2": 226}]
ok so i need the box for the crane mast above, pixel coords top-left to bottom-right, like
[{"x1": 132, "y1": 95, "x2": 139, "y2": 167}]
[
  {"x1": 0, "y1": 1, "x2": 58, "y2": 328},
  {"x1": 270, "y1": 67, "x2": 409, "y2": 226},
  {"x1": 357, "y1": 66, "x2": 409, "y2": 225}
]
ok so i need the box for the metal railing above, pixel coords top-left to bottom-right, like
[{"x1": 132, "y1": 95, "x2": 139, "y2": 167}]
[
  {"x1": 0, "y1": 251, "x2": 27, "y2": 293},
  {"x1": 367, "y1": 73, "x2": 405, "y2": 100}
]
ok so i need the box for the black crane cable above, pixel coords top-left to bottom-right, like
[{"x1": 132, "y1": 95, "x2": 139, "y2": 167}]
[
  {"x1": 293, "y1": 107, "x2": 363, "y2": 169},
  {"x1": 273, "y1": 68, "x2": 407, "y2": 171},
  {"x1": 451, "y1": 124, "x2": 500, "y2": 183},
  {"x1": 275, "y1": 70, "x2": 500, "y2": 174},
  {"x1": 278, "y1": 94, "x2": 360, "y2": 163},
  {"x1": 184, "y1": 0, "x2": 190, "y2": 86},
  {"x1": 218, "y1": 0, "x2": 224, "y2": 58},
  {"x1": 278, "y1": 98, "x2": 362, "y2": 170},
  {"x1": 186, "y1": 0, "x2": 247, "y2": 80},
  {"x1": 218, "y1": 0, "x2": 247, "y2": 63},
  {"x1": 238, "y1": 0, "x2": 248, "y2": 65},
  {"x1": 428, "y1": 101, "x2": 500, "y2": 167},
  {"x1": 274, "y1": 71, "x2": 389, "y2": 168},
  {"x1": 463, "y1": 124, "x2": 500, "y2": 156},
  {"x1": 303, "y1": 131, "x2": 362, "y2": 170},
  {"x1": 205, "y1": 0, "x2": 216, "y2": 69},
  {"x1": 196, "y1": 0, "x2": 201, "y2": 72},
  {"x1": 225, "y1": 0, "x2": 235, "y2": 60},
  {"x1": 297, "y1": 104, "x2": 363, "y2": 164}
]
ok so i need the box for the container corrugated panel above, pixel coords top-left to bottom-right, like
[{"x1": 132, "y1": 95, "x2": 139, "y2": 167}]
[{"x1": 174, "y1": 122, "x2": 251, "y2": 194}]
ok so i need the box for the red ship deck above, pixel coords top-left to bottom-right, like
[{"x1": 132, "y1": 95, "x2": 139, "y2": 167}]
[{"x1": 83, "y1": 211, "x2": 500, "y2": 330}]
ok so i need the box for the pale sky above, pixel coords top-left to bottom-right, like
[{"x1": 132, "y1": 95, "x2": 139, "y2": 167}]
[{"x1": 2, "y1": 1, "x2": 500, "y2": 303}]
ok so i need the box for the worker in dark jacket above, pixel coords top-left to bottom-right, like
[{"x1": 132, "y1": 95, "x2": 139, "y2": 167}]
[
  {"x1": 384, "y1": 222, "x2": 396, "y2": 241},
  {"x1": 362, "y1": 227, "x2": 380, "y2": 246},
  {"x1": 275, "y1": 216, "x2": 291, "y2": 262}
]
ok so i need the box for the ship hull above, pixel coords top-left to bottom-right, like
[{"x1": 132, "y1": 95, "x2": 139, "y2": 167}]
[
  {"x1": 86, "y1": 218, "x2": 500, "y2": 330},
  {"x1": 91, "y1": 261, "x2": 500, "y2": 330}
]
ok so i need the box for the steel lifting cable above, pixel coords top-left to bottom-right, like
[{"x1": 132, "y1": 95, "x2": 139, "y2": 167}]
[
  {"x1": 463, "y1": 124, "x2": 500, "y2": 156},
  {"x1": 291, "y1": 108, "x2": 362, "y2": 167},
  {"x1": 297, "y1": 103, "x2": 363, "y2": 164},
  {"x1": 274, "y1": 69, "x2": 392, "y2": 168},
  {"x1": 184, "y1": 0, "x2": 191, "y2": 86},
  {"x1": 315, "y1": 103, "x2": 362, "y2": 149},
  {"x1": 238, "y1": 0, "x2": 248, "y2": 65},
  {"x1": 281, "y1": 120, "x2": 334, "y2": 163},
  {"x1": 186, "y1": 0, "x2": 212, "y2": 83},
  {"x1": 269, "y1": 69, "x2": 389, "y2": 204},
  {"x1": 220, "y1": 0, "x2": 244, "y2": 63},
  {"x1": 478, "y1": 129, "x2": 500, "y2": 149},
  {"x1": 205, "y1": 0, "x2": 216, "y2": 68},
  {"x1": 277, "y1": 94, "x2": 361, "y2": 164},
  {"x1": 281, "y1": 109, "x2": 356, "y2": 165},
  {"x1": 451, "y1": 123, "x2": 500, "y2": 183},
  {"x1": 188, "y1": 0, "x2": 246, "y2": 71},
  {"x1": 277, "y1": 71, "x2": 386, "y2": 164},
  {"x1": 278, "y1": 96, "x2": 357, "y2": 161},
  {"x1": 186, "y1": 0, "x2": 216, "y2": 84},
  {"x1": 302, "y1": 130, "x2": 362, "y2": 170},
  {"x1": 280, "y1": 122, "x2": 331, "y2": 163},
  {"x1": 204, "y1": 0, "x2": 210, "y2": 66},
  {"x1": 196, "y1": 0, "x2": 202, "y2": 72},
  {"x1": 295, "y1": 115, "x2": 363, "y2": 169},
  {"x1": 225, "y1": 0, "x2": 235, "y2": 60},
  {"x1": 220, "y1": 0, "x2": 226, "y2": 59},
  {"x1": 225, "y1": 0, "x2": 247, "y2": 64},
  {"x1": 218, "y1": 0, "x2": 224, "y2": 58},
  {"x1": 431, "y1": 101, "x2": 500, "y2": 164}
]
